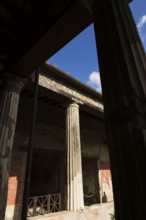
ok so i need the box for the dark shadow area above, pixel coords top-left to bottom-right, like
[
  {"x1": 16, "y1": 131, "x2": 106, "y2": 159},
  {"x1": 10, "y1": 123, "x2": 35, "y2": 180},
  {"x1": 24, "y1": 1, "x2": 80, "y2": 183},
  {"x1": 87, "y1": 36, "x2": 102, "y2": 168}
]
[
  {"x1": 82, "y1": 157, "x2": 100, "y2": 206},
  {"x1": 28, "y1": 150, "x2": 66, "y2": 217}
]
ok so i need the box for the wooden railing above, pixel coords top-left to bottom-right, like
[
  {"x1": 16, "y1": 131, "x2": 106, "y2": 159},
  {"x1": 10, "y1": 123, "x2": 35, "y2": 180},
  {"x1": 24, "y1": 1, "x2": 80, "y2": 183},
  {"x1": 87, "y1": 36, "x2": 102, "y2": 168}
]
[{"x1": 27, "y1": 193, "x2": 61, "y2": 217}]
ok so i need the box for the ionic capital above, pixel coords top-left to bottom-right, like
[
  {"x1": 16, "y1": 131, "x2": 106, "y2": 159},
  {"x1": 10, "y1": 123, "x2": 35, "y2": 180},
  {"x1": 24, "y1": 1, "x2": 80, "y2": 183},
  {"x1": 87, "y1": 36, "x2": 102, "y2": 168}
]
[
  {"x1": 2, "y1": 73, "x2": 27, "y2": 90},
  {"x1": 63, "y1": 98, "x2": 83, "y2": 109}
]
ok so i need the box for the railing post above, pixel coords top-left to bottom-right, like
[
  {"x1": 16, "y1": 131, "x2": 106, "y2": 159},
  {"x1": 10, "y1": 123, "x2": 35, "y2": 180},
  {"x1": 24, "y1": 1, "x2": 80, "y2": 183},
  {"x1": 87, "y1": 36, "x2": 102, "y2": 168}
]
[
  {"x1": 47, "y1": 195, "x2": 50, "y2": 213},
  {"x1": 59, "y1": 193, "x2": 61, "y2": 211},
  {"x1": 33, "y1": 196, "x2": 37, "y2": 216}
]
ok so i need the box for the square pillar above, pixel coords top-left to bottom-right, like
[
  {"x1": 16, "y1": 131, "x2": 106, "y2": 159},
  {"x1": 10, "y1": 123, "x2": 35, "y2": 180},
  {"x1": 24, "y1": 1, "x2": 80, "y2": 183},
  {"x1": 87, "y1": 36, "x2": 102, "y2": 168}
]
[{"x1": 92, "y1": 0, "x2": 146, "y2": 219}]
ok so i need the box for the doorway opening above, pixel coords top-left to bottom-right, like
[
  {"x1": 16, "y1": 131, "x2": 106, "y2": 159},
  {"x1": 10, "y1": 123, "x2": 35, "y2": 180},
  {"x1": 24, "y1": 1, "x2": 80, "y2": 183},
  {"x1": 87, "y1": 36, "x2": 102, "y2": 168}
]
[
  {"x1": 82, "y1": 157, "x2": 100, "y2": 206},
  {"x1": 28, "y1": 150, "x2": 66, "y2": 217}
]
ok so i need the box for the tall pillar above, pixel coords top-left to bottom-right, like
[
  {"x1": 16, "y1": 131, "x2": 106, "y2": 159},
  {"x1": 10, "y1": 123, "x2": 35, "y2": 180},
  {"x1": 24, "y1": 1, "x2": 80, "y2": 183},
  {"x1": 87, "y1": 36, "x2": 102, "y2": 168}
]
[
  {"x1": 0, "y1": 74, "x2": 25, "y2": 219},
  {"x1": 66, "y1": 101, "x2": 84, "y2": 211},
  {"x1": 92, "y1": 0, "x2": 146, "y2": 219}
]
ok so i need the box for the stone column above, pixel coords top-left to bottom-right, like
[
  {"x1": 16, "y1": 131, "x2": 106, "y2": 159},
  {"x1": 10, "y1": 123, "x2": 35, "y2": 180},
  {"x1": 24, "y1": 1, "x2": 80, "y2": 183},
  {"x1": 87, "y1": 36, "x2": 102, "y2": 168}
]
[
  {"x1": 66, "y1": 101, "x2": 84, "y2": 211},
  {"x1": 92, "y1": 0, "x2": 146, "y2": 219},
  {"x1": 0, "y1": 74, "x2": 25, "y2": 219}
]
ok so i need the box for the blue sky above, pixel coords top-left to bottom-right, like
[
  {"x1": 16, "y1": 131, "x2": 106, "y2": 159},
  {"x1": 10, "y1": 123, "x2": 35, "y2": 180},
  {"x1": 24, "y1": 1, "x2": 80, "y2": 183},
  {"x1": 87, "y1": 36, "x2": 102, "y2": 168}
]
[{"x1": 48, "y1": 1, "x2": 146, "y2": 93}]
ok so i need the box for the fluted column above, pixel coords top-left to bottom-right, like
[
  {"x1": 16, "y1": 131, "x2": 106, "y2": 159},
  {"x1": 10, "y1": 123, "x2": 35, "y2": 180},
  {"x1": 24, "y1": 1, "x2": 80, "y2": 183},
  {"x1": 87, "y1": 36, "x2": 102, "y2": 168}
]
[
  {"x1": 66, "y1": 101, "x2": 84, "y2": 211},
  {"x1": 92, "y1": 0, "x2": 146, "y2": 219},
  {"x1": 0, "y1": 74, "x2": 25, "y2": 220}
]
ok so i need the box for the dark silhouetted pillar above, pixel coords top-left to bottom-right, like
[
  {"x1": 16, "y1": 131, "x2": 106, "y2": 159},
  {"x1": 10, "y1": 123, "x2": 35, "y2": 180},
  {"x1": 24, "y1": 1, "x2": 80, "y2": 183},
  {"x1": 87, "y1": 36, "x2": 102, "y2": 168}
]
[
  {"x1": 0, "y1": 74, "x2": 25, "y2": 220},
  {"x1": 93, "y1": 0, "x2": 146, "y2": 219}
]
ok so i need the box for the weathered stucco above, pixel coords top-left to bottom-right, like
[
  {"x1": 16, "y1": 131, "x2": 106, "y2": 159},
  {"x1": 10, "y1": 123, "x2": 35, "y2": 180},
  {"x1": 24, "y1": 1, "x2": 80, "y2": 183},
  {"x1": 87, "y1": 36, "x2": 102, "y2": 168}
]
[{"x1": 39, "y1": 74, "x2": 103, "y2": 112}]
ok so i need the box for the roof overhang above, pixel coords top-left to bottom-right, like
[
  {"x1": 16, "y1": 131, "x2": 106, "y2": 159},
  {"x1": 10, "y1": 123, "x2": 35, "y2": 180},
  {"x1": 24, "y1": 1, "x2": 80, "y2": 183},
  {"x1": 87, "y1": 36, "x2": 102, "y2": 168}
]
[{"x1": 0, "y1": 0, "x2": 133, "y2": 77}]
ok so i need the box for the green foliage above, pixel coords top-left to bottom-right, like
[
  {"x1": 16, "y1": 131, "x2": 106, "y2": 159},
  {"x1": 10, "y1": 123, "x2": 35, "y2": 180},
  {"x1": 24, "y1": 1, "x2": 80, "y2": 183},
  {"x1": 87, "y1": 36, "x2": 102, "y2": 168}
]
[{"x1": 109, "y1": 212, "x2": 115, "y2": 220}]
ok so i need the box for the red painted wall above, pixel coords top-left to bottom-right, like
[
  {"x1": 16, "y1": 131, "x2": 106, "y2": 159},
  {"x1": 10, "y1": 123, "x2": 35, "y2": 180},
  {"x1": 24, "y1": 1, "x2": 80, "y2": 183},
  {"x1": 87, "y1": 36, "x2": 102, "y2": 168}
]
[
  {"x1": 100, "y1": 161, "x2": 113, "y2": 202},
  {"x1": 7, "y1": 154, "x2": 24, "y2": 205}
]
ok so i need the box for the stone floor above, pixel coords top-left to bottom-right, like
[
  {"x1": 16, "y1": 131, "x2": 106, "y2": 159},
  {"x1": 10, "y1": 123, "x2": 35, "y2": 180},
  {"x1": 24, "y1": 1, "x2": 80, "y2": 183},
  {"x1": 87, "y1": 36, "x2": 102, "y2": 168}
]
[{"x1": 27, "y1": 202, "x2": 114, "y2": 220}]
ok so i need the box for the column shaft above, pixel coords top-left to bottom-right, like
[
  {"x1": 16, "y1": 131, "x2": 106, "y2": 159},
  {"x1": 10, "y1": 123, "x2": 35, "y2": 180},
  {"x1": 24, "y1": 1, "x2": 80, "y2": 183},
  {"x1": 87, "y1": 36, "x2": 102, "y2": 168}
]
[
  {"x1": 93, "y1": 0, "x2": 146, "y2": 219},
  {"x1": 0, "y1": 75, "x2": 24, "y2": 219},
  {"x1": 66, "y1": 102, "x2": 84, "y2": 211}
]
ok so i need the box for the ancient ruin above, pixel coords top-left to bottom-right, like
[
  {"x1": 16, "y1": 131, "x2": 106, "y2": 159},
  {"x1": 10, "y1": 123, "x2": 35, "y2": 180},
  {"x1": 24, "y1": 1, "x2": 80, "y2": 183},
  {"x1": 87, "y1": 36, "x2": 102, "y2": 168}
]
[
  {"x1": 0, "y1": 0, "x2": 146, "y2": 219},
  {"x1": 5, "y1": 64, "x2": 113, "y2": 219}
]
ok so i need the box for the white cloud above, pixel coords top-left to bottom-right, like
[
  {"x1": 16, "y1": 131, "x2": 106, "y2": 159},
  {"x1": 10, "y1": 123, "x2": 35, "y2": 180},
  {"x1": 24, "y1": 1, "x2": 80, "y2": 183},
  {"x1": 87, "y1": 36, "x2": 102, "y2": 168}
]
[
  {"x1": 87, "y1": 71, "x2": 102, "y2": 93},
  {"x1": 137, "y1": 15, "x2": 146, "y2": 42},
  {"x1": 137, "y1": 15, "x2": 146, "y2": 31}
]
